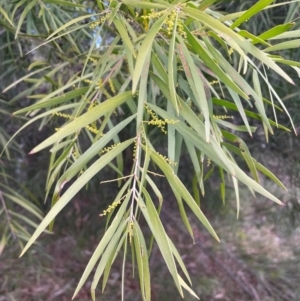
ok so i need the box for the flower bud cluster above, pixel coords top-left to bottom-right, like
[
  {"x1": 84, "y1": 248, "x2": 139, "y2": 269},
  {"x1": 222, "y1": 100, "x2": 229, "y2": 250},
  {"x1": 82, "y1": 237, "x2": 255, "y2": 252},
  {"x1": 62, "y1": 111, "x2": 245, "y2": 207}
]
[
  {"x1": 100, "y1": 199, "x2": 122, "y2": 216},
  {"x1": 82, "y1": 78, "x2": 93, "y2": 85},
  {"x1": 165, "y1": 9, "x2": 176, "y2": 35},
  {"x1": 100, "y1": 142, "x2": 121, "y2": 155},
  {"x1": 108, "y1": 78, "x2": 116, "y2": 94},
  {"x1": 141, "y1": 7, "x2": 186, "y2": 38},
  {"x1": 133, "y1": 138, "x2": 138, "y2": 159},
  {"x1": 158, "y1": 153, "x2": 177, "y2": 166},
  {"x1": 141, "y1": 9, "x2": 165, "y2": 20},
  {"x1": 53, "y1": 111, "x2": 74, "y2": 120},
  {"x1": 144, "y1": 105, "x2": 178, "y2": 134},
  {"x1": 87, "y1": 102, "x2": 98, "y2": 133},
  {"x1": 79, "y1": 77, "x2": 115, "y2": 98},
  {"x1": 96, "y1": 79, "x2": 114, "y2": 98},
  {"x1": 99, "y1": 190, "x2": 131, "y2": 217},
  {"x1": 213, "y1": 115, "x2": 233, "y2": 120},
  {"x1": 165, "y1": 9, "x2": 186, "y2": 37},
  {"x1": 89, "y1": 57, "x2": 98, "y2": 64},
  {"x1": 128, "y1": 220, "x2": 134, "y2": 245},
  {"x1": 89, "y1": 11, "x2": 111, "y2": 29},
  {"x1": 209, "y1": 80, "x2": 219, "y2": 85},
  {"x1": 85, "y1": 124, "x2": 99, "y2": 134},
  {"x1": 53, "y1": 108, "x2": 102, "y2": 136}
]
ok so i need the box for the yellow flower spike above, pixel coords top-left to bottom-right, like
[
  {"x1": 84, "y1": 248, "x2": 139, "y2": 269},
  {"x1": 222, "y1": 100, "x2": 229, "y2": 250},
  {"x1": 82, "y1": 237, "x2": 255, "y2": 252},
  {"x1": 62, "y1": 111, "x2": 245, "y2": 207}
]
[
  {"x1": 144, "y1": 104, "x2": 177, "y2": 134},
  {"x1": 108, "y1": 78, "x2": 116, "y2": 94},
  {"x1": 209, "y1": 80, "x2": 219, "y2": 85},
  {"x1": 128, "y1": 221, "x2": 134, "y2": 245},
  {"x1": 100, "y1": 142, "x2": 121, "y2": 155},
  {"x1": 97, "y1": 79, "x2": 103, "y2": 89},
  {"x1": 103, "y1": 89, "x2": 111, "y2": 99},
  {"x1": 156, "y1": 151, "x2": 177, "y2": 166},
  {"x1": 133, "y1": 138, "x2": 138, "y2": 158},
  {"x1": 82, "y1": 78, "x2": 93, "y2": 85},
  {"x1": 89, "y1": 57, "x2": 98, "y2": 64},
  {"x1": 100, "y1": 199, "x2": 121, "y2": 216},
  {"x1": 53, "y1": 111, "x2": 74, "y2": 120},
  {"x1": 213, "y1": 115, "x2": 233, "y2": 120}
]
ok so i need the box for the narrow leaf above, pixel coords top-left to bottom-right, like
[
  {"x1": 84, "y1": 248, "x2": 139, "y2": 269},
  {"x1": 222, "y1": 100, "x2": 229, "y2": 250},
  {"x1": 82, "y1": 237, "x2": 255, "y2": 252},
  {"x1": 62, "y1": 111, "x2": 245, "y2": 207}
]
[
  {"x1": 231, "y1": 0, "x2": 275, "y2": 29},
  {"x1": 30, "y1": 92, "x2": 132, "y2": 153},
  {"x1": 20, "y1": 140, "x2": 134, "y2": 258},
  {"x1": 132, "y1": 14, "x2": 167, "y2": 93}
]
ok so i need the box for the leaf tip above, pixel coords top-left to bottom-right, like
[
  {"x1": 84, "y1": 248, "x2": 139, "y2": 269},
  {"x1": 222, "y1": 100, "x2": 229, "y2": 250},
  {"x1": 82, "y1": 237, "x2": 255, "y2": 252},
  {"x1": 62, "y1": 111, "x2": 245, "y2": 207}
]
[
  {"x1": 294, "y1": 126, "x2": 298, "y2": 136},
  {"x1": 290, "y1": 79, "x2": 295, "y2": 86},
  {"x1": 19, "y1": 249, "x2": 26, "y2": 258}
]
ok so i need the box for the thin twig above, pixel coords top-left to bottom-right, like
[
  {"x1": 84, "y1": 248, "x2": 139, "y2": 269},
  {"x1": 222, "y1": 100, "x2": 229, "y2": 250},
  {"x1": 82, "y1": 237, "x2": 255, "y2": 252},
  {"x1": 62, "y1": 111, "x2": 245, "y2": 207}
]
[
  {"x1": 130, "y1": 134, "x2": 141, "y2": 222},
  {"x1": 100, "y1": 174, "x2": 133, "y2": 184},
  {"x1": 138, "y1": 166, "x2": 165, "y2": 177},
  {"x1": 102, "y1": 56, "x2": 124, "y2": 86}
]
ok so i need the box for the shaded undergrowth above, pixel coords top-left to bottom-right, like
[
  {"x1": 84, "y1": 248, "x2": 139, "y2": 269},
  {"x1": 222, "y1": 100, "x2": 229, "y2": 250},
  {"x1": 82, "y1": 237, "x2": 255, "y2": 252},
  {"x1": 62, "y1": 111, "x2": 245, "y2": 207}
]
[{"x1": 1, "y1": 144, "x2": 300, "y2": 301}]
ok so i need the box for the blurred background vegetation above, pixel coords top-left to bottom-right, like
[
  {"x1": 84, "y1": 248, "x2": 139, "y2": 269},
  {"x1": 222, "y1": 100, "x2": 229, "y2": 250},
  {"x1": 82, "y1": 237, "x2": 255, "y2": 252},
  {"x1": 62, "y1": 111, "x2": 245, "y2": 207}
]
[{"x1": 1, "y1": 0, "x2": 300, "y2": 300}]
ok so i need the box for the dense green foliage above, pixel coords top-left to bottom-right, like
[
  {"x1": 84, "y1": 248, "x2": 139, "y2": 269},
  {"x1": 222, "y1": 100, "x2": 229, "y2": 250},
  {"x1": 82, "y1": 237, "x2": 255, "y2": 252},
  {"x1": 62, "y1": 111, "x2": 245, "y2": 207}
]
[{"x1": 1, "y1": 0, "x2": 300, "y2": 300}]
